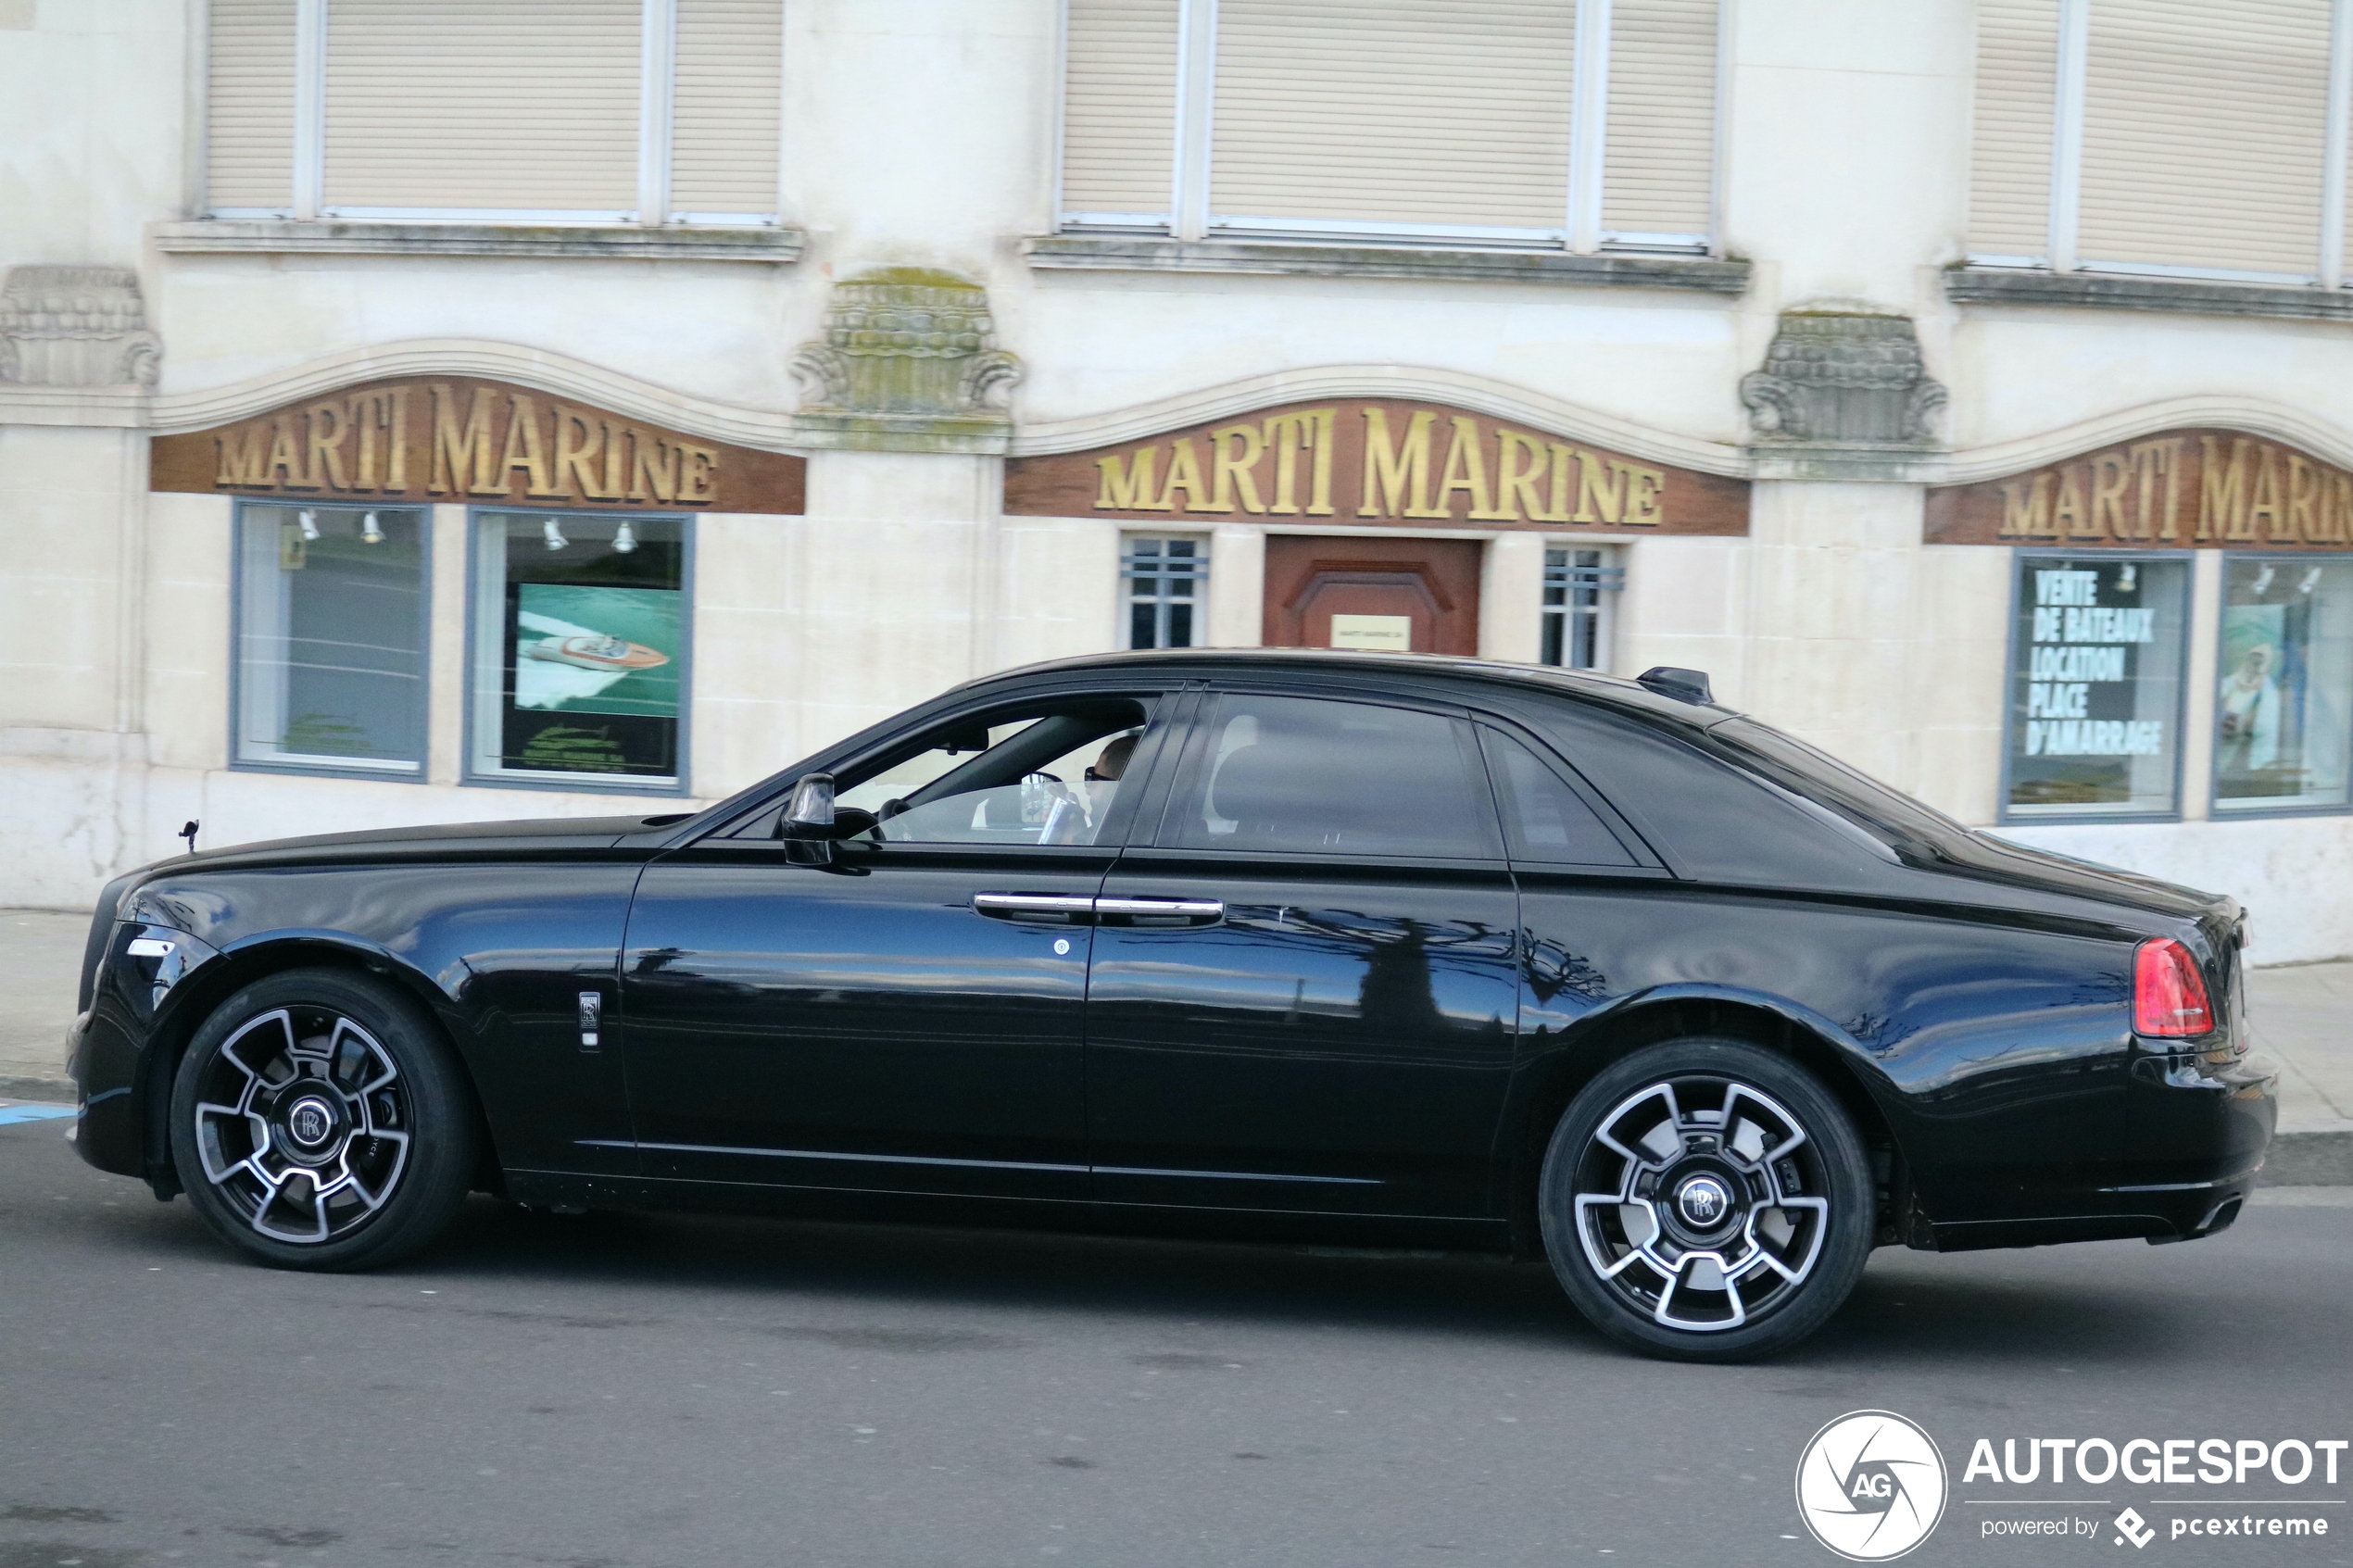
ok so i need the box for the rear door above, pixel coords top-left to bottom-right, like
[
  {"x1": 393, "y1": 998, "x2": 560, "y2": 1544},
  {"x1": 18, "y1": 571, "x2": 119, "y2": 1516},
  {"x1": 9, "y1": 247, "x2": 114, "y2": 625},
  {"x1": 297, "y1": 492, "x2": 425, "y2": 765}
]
[{"x1": 1084, "y1": 683, "x2": 1521, "y2": 1218}]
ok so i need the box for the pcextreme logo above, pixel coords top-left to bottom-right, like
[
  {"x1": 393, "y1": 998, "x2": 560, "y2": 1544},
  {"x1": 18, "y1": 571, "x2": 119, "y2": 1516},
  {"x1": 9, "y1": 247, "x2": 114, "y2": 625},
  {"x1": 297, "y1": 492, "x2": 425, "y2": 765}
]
[{"x1": 1795, "y1": 1410, "x2": 1951, "y2": 1561}]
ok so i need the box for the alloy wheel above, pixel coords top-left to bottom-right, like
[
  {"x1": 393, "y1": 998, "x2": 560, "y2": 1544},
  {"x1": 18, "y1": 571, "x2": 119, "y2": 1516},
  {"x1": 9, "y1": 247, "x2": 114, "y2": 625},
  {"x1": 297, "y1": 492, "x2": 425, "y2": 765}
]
[
  {"x1": 1567, "y1": 1075, "x2": 1831, "y2": 1333},
  {"x1": 190, "y1": 1005, "x2": 411, "y2": 1244}
]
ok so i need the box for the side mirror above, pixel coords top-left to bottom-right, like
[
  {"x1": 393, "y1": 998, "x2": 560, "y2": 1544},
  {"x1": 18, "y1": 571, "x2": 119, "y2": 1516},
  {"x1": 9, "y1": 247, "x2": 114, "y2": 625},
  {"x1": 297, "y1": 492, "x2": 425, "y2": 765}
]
[{"x1": 777, "y1": 772, "x2": 836, "y2": 839}]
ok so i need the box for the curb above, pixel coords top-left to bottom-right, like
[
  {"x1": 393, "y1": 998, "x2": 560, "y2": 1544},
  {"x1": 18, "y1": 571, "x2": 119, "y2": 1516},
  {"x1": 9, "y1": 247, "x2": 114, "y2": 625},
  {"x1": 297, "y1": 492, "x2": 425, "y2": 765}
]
[
  {"x1": 2261, "y1": 1124, "x2": 2353, "y2": 1187},
  {"x1": 0, "y1": 1075, "x2": 74, "y2": 1103}
]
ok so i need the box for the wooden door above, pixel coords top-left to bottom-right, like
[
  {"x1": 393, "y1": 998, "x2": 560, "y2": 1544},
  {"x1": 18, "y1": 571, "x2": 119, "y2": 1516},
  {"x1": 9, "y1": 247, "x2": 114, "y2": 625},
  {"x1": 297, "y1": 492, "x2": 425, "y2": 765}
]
[{"x1": 1263, "y1": 535, "x2": 1482, "y2": 656}]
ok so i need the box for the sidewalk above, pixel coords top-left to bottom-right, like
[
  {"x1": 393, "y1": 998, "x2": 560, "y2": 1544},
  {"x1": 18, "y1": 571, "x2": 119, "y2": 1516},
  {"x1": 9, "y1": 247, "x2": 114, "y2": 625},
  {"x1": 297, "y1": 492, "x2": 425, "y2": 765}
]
[{"x1": 4, "y1": 908, "x2": 2347, "y2": 1180}]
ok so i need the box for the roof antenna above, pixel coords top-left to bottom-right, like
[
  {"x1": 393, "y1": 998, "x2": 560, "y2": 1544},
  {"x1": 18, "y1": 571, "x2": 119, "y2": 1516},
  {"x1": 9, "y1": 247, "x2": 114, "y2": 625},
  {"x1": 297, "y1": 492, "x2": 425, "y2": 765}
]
[
  {"x1": 1635, "y1": 667, "x2": 1714, "y2": 705},
  {"x1": 179, "y1": 820, "x2": 199, "y2": 854}
]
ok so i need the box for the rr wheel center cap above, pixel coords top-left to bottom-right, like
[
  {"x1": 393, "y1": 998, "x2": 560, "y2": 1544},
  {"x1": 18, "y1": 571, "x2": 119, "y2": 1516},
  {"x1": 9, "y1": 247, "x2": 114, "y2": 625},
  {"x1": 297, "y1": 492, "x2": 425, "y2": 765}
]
[
  {"x1": 1674, "y1": 1173, "x2": 1733, "y2": 1230},
  {"x1": 285, "y1": 1096, "x2": 339, "y2": 1151}
]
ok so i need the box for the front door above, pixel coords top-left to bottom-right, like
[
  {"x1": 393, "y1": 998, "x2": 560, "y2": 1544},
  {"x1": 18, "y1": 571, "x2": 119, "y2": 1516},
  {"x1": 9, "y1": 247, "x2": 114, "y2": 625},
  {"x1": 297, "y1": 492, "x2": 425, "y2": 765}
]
[
  {"x1": 1264, "y1": 534, "x2": 1483, "y2": 655},
  {"x1": 1086, "y1": 684, "x2": 1521, "y2": 1218},
  {"x1": 616, "y1": 695, "x2": 1165, "y2": 1202}
]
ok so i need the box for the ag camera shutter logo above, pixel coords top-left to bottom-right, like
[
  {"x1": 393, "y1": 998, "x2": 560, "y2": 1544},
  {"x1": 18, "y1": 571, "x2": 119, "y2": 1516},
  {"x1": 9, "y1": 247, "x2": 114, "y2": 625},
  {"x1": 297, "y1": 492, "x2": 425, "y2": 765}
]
[{"x1": 1795, "y1": 1410, "x2": 1949, "y2": 1561}]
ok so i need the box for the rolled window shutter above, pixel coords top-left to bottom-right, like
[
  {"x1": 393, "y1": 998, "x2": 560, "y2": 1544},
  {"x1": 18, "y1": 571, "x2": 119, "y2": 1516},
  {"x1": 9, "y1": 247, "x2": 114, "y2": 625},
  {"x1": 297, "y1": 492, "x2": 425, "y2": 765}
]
[
  {"x1": 672, "y1": 0, "x2": 784, "y2": 218},
  {"x1": 208, "y1": 0, "x2": 297, "y2": 212},
  {"x1": 1208, "y1": 0, "x2": 1576, "y2": 234},
  {"x1": 1601, "y1": 0, "x2": 1717, "y2": 241},
  {"x1": 2079, "y1": 0, "x2": 2330, "y2": 277},
  {"x1": 1969, "y1": 0, "x2": 2059, "y2": 259},
  {"x1": 1063, "y1": 0, "x2": 1182, "y2": 220},
  {"x1": 322, "y1": 0, "x2": 642, "y2": 214}
]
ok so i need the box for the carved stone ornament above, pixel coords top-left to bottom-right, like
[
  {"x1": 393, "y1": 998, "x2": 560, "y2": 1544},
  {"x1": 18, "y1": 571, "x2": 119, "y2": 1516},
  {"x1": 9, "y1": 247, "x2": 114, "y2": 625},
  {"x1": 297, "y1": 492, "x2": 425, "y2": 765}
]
[
  {"x1": 0, "y1": 266, "x2": 162, "y2": 389},
  {"x1": 1739, "y1": 311, "x2": 1944, "y2": 480},
  {"x1": 790, "y1": 267, "x2": 1023, "y2": 454}
]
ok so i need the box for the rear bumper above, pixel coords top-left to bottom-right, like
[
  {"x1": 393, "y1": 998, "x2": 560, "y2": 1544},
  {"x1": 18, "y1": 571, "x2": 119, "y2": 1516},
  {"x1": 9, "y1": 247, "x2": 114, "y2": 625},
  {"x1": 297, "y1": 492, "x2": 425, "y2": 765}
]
[{"x1": 1924, "y1": 1045, "x2": 2276, "y2": 1252}]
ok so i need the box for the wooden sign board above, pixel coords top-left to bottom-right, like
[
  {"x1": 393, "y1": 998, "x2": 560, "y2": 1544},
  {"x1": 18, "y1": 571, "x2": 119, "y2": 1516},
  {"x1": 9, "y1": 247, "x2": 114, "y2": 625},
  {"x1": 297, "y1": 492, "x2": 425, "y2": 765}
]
[
  {"x1": 1928, "y1": 427, "x2": 2353, "y2": 549},
  {"x1": 1004, "y1": 398, "x2": 1749, "y2": 533},
  {"x1": 152, "y1": 374, "x2": 806, "y2": 514}
]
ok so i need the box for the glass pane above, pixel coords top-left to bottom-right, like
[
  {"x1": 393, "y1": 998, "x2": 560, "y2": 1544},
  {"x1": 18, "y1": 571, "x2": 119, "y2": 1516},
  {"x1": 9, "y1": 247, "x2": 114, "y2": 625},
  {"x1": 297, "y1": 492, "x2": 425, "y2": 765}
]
[
  {"x1": 1482, "y1": 730, "x2": 1634, "y2": 865},
  {"x1": 1164, "y1": 694, "x2": 1498, "y2": 858},
  {"x1": 473, "y1": 513, "x2": 685, "y2": 783},
  {"x1": 2007, "y1": 557, "x2": 2189, "y2": 818},
  {"x1": 236, "y1": 504, "x2": 425, "y2": 771},
  {"x1": 838, "y1": 709, "x2": 1146, "y2": 847},
  {"x1": 2215, "y1": 558, "x2": 2353, "y2": 811}
]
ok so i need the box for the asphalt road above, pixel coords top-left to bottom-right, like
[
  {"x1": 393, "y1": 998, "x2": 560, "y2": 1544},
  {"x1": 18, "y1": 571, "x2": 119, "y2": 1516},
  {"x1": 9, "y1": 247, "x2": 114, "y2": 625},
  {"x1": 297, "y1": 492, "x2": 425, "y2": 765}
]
[{"x1": 5, "y1": 1117, "x2": 2349, "y2": 1568}]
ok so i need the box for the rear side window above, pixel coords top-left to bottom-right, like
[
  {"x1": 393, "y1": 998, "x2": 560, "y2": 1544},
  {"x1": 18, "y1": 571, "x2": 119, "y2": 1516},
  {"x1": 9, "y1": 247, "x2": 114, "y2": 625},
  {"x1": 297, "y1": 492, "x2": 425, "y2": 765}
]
[
  {"x1": 1479, "y1": 728, "x2": 1636, "y2": 867},
  {"x1": 1164, "y1": 693, "x2": 1500, "y2": 859}
]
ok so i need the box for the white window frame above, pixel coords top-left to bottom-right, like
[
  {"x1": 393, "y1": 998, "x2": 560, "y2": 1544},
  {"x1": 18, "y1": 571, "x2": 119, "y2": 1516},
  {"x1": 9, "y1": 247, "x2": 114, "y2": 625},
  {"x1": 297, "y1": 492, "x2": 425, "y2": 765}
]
[
  {"x1": 1122, "y1": 533, "x2": 1211, "y2": 650},
  {"x1": 208, "y1": 0, "x2": 784, "y2": 228},
  {"x1": 1970, "y1": 0, "x2": 2353, "y2": 288},
  {"x1": 1057, "y1": 0, "x2": 1718, "y2": 256},
  {"x1": 1540, "y1": 544, "x2": 1622, "y2": 672}
]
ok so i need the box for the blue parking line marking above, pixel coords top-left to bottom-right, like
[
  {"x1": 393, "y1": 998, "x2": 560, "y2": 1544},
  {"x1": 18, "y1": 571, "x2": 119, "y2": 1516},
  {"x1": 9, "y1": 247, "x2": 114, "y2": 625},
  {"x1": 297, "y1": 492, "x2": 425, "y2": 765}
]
[{"x1": 0, "y1": 1104, "x2": 76, "y2": 1125}]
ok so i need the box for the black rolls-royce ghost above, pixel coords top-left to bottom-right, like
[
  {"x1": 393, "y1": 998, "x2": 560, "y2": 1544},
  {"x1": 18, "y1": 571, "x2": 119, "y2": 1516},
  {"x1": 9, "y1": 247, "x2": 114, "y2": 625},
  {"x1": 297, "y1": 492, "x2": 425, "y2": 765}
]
[{"x1": 69, "y1": 650, "x2": 2274, "y2": 1360}]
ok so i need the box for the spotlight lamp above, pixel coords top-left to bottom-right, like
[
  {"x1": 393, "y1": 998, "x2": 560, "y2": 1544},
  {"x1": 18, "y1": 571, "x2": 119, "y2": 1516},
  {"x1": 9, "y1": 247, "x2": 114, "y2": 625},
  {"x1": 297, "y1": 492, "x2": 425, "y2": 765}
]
[
  {"x1": 2253, "y1": 564, "x2": 2277, "y2": 597},
  {"x1": 2302, "y1": 566, "x2": 2323, "y2": 596},
  {"x1": 543, "y1": 518, "x2": 569, "y2": 551},
  {"x1": 2117, "y1": 561, "x2": 2136, "y2": 592},
  {"x1": 613, "y1": 521, "x2": 638, "y2": 554},
  {"x1": 360, "y1": 511, "x2": 384, "y2": 545},
  {"x1": 297, "y1": 508, "x2": 320, "y2": 542}
]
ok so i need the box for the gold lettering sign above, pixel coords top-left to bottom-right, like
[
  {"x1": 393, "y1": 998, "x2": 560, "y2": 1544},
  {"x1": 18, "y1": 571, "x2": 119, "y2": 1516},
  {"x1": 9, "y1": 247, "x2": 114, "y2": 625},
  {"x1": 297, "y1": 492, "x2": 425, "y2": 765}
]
[
  {"x1": 154, "y1": 374, "x2": 806, "y2": 515},
  {"x1": 1004, "y1": 398, "x2": 1750, "y2": 533},
  {"x1": 1927, "y1": 428, "x2": 2353, "y2": 549}
]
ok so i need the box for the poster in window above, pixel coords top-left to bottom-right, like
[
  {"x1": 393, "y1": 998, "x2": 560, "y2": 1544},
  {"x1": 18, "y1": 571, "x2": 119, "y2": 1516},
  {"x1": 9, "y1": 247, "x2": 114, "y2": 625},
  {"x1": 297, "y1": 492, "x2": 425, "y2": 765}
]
[
  {"x1": 2214, "y1": 559, "x2": 2353, "y2": 810},
  {"x1": 481, "y1": 512, "x2": 686, "y2": 783},
  {"x1": 2007, "y1": 557, "x2": 2189, "y2": 818}
]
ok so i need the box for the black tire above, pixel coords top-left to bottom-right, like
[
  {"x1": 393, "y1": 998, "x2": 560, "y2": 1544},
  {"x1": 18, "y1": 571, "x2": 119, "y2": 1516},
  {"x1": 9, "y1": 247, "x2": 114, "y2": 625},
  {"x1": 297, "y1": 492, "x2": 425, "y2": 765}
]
[
  {"x1": 1538, "y1": 1037, "x2": 1873, "y2": 1361},
  {"x1": 169, "y1": 968, "x2": 479, "y2": 1272}
]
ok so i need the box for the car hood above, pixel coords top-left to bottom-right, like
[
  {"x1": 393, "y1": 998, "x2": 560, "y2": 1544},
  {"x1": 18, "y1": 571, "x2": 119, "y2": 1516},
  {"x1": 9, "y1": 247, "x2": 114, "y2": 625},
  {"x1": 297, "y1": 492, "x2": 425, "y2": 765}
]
[{"x1": 145, "y1": 813, "x2": 689, "y2": 871}]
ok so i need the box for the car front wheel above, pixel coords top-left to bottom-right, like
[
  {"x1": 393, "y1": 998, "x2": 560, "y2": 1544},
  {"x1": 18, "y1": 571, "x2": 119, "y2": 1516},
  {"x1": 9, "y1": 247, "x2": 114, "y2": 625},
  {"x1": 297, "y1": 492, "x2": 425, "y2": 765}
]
[
  {"x1": 169, "y1": 968, "x2": 478, "y2": 1271},
  {"x1": 1538, "y1": 1036, "x2": 1874, "y2": 1361}
]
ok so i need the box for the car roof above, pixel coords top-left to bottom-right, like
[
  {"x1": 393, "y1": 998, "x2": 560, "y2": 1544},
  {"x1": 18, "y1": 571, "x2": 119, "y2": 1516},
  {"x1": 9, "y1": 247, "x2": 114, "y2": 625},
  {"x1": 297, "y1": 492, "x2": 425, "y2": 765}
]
[{"x1": 960, "y1": 647, "x2": 1732, "y2": 728}]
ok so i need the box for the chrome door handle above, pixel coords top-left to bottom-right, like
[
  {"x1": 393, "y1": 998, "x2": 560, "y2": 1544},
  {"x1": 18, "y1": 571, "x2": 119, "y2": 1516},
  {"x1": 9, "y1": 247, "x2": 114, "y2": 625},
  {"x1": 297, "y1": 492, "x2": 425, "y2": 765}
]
[
  {"x1": 1093, "y1": 897, "x2": 1225, "y2": 927},
  {"x1": 971, "y1": 893, "x2": 1097, "y2": 924}
]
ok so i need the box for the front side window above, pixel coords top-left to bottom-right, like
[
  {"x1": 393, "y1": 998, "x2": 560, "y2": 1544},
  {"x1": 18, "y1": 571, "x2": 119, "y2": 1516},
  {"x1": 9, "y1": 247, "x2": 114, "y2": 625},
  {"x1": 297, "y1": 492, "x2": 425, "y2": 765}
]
[
  {"x1": 1125, "y1": 536, "x2": 1206, "y2": 649},
  {"x1": 470, "y1": 512, "x2": 686, "y2": 789},
  {"x1": 2005, "y1": 555, "x2": 2190, "y2": 820},
  {"x1": 832, "y1": 702, "x2": 1151, "y2": 847},
  {"x1": 2214, "y1": 557, "x2": 2353, "y2": 813},
  {"x1": 1164, "y1": 693, "x2": 1499, "y2": 859},
  {"x1": 233, "y1": 501, "x2": 426, "y2": 774}
]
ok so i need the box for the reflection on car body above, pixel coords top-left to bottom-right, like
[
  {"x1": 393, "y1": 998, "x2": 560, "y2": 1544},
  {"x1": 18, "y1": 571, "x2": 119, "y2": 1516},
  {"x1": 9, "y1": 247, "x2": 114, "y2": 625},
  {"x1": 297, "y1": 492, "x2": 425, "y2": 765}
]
[{"x1": 69, "y1": 650, "x2": 2275, "y2": 1360}]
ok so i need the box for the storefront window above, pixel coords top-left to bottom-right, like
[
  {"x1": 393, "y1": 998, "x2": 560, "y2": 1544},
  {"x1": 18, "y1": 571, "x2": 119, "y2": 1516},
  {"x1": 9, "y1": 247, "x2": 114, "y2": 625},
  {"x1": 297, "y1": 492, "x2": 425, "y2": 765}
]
[
  {"x1": 2214, "y1": 557, "x2": 2353, "y2": 813},
  {"x1": 2005, "y1": 555, "x2": 2189, "y2": 820},
  {"x1": 233, "y1": 502, "x2": 426, "y2": 774},
  {"x1": 470, "y1": 512, "x2": 687, "y2": 789},
  {"x1": 1125, "y1": 536, "x2": 1206, "y2": 649}
]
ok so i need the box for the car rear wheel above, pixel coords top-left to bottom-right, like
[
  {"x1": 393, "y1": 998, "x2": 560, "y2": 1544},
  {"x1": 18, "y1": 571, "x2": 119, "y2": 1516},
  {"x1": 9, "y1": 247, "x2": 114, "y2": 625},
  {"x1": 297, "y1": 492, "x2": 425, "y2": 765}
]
[
  {"x1": 1538, "y1": 1037, "x2": 1873, "y2": 1361},
  {"x1": 169, "y1": 968, "x2": 478, "y2": 1272}
]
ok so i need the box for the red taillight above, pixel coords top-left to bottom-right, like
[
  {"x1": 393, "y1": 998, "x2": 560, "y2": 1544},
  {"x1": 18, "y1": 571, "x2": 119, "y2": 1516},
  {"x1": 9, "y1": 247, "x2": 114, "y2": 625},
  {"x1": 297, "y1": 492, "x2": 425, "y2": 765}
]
[{"x1": 2134, "y1": 938, "x2": 2213, "y2": 1037}]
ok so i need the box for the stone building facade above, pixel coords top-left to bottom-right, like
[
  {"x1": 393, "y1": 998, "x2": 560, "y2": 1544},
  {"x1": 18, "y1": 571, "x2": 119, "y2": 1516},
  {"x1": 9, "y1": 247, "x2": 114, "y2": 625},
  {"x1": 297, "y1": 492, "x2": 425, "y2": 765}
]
[{"x1": 8, "y1": 0, "x2": 2353, "y2": 960}]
